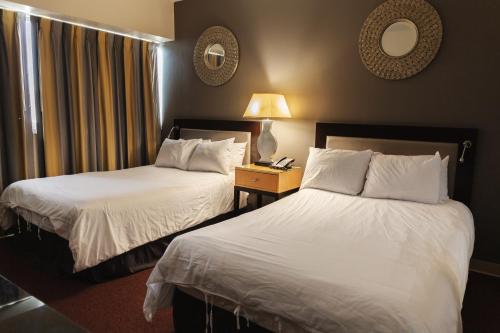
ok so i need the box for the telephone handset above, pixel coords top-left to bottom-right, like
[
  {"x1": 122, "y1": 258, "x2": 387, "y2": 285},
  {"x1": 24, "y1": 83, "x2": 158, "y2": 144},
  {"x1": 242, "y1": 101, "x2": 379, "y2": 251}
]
[{"x1": 271, "y1": 157, "x2": 295, "y2": 170}]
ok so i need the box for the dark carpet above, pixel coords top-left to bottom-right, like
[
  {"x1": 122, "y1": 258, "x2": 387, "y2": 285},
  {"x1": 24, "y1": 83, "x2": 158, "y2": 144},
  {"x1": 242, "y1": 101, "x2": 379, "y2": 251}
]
[
  {"x1": 0, "y1": 238, "x2": 499, "y2": 333},
  {"x1": 463, "y1": 271, "x2": 500, "y2": 333},
  {"x1": 0, "y1": 240, "x2": 173, "y2": 333}
]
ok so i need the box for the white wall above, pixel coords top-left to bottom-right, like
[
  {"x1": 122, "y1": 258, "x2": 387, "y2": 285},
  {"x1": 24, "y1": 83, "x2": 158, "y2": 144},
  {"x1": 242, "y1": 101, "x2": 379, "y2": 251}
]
[{"x1": 1, "y1": 0, "x2": 176, "y2": 42}]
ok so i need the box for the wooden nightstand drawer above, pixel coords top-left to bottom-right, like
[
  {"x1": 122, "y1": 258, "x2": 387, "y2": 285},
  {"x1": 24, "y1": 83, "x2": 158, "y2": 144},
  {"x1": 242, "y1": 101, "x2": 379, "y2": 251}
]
[
  {"x1": 235, "y1": 170, "x2": 278, "y2": 192},
  {"x1": 235, "y1": 165, "x2": 303, "y2": 193},
  {"x1": 234, "y1": 164, "x2": 303, "y2": 212}
]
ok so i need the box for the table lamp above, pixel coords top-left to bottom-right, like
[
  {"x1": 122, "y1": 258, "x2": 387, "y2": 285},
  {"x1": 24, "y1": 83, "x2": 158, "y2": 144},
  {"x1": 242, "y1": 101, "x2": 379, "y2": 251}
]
[{"x1": 243, "y1": 93, "x2": 292, "y2": 166}]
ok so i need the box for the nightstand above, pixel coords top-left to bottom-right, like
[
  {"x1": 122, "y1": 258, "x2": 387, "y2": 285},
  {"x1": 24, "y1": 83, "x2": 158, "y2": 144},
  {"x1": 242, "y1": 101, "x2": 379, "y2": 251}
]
[{"x1": 234, "y1": 164, "x2": 303, "y2": 211}]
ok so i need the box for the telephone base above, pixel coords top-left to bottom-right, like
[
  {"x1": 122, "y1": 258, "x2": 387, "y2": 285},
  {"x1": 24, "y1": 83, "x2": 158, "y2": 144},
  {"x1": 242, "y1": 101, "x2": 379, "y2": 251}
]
[
  {"x1": 269, "y1": 165, "x2": 293, "y2": 171},
  {"x1": 254, "y1": 161, "x2": 273, "y2": 167}
]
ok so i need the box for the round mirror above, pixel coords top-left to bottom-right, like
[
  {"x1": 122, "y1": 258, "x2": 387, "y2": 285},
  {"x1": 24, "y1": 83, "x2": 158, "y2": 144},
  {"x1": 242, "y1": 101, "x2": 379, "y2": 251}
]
[
  {"x1": 194, "y1": 26, "x2": 239, "y2": 86},
  {"x1": 380, "y1": 19, "x2": 419, "y2": 57},
  {"x1": 204, "y1": 44, "x2": 226, "y2": 70}
]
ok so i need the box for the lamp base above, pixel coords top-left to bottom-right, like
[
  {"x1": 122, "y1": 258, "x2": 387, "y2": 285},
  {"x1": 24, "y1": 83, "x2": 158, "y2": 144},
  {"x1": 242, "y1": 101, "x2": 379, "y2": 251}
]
[
  {"x1": 254, "y1": 161, "x2": 273, "y2": 167},
  {"x1": 257, "y1": 119, "x2": 278, "y2": 165}
]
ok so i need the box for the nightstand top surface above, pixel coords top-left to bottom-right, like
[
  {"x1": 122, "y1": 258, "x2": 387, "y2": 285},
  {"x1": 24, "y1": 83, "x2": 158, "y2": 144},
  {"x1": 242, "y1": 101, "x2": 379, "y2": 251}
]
[{"x1": 235, "y1": 164, "x2": 301, "y2": 175}]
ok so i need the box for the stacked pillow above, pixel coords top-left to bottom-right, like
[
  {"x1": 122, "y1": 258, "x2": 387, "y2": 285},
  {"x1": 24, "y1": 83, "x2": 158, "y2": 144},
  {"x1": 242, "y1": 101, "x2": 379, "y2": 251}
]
[
  {"x1": 155, "y1": 138, "x2": 246, "y2": 175},
  {"x1": 301, "y1": 147, "x2": 450, "y2": 204},
  {"x1": 189, "y1": 138, "x2": 235, "y2": 174},
  {"x1": 155, "y1": 138, "x2": 202, "y2": 170},
  {"x1": 301, "y1": 148, "x2": 373, "y2": 195},
  {"x1": 230, "y1": 142, "x2": 247, "y2": 169},
  {"x1": 361, "y1": 152, "x2": 445, "y2": 204}
]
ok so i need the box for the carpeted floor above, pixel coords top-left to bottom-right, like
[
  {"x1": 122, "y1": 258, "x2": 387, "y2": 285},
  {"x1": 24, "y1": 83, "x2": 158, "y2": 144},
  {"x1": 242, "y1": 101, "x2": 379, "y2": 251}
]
[
  {"x1": 462, "y1": 271, "x2": 500, "y2": 333},
  {"x1": 0, "y1": 240, "x2": 173, "y2": 333},
  {"x1": 0, "y1": 238, "x2": 499, "y2": 333}
]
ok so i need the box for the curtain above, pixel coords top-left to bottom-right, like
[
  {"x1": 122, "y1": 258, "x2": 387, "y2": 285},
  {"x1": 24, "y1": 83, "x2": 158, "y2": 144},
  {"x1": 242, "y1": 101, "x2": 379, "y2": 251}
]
[
  {"x1": 38, "y1": 18, "x2": 160, "y2": 177},
  {"x1": 18, "y1": 13, "x2": 45, "y2": 180},
  {"x1": 0, "y1": 10, "x2": 23, "y2": 192},
  {"x1": 0, "y1": 10, "x2": 42, "y2": 192}
]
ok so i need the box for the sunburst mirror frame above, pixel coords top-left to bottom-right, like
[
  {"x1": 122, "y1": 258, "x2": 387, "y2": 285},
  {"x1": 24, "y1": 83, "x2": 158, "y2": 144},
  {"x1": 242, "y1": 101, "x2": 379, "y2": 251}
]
[
  {"x1": 359, "y1": 0, "x2": 443, "y2": 80},
  {"x1": 193, "y1": 26, "x2": 239, "y2": 86}
]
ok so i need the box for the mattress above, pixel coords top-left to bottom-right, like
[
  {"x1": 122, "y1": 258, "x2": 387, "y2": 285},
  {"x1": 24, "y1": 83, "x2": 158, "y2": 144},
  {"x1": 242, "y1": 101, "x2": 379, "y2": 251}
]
[
  {"x1": 0, "y1": 166, "x2": 238, "y2": 272},
  {"x1": 144, "y1": 189, "x2": 474, "y2": 333}
]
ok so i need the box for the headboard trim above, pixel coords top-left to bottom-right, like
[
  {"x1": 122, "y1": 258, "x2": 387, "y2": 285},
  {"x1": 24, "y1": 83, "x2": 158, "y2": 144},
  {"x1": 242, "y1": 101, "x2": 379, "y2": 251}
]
[
  {"x1": 173, "y1": 119, "x2": 261, "y2": 163},
  {"x1": 315, "y1": 123, "x2": 478, "y2": 205}
]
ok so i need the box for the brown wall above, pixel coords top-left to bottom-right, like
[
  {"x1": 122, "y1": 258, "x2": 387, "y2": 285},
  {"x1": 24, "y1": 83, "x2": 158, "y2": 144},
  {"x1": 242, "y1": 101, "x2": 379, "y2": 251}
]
[{"x1": 162, "y1": 0, "x2": 500, "y2": 263}]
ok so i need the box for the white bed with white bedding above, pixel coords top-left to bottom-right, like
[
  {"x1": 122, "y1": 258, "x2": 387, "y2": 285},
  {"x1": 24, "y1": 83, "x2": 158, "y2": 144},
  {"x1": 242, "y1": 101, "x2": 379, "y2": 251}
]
[
  {"x1": 0, "y1": 165, "x2": 237, "y2": 272},
  {"x1": 144, "y1": 188, "x2": 474, "y2": 332},
  {"x1": 0, "y1": 125, "x2": 256, "y2": 273}
]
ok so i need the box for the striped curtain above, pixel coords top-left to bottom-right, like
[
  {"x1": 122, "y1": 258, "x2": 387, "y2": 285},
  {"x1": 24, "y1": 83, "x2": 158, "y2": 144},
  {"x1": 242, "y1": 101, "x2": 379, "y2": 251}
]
[
  {"x1": 0, "y1": 10, "x2": 42, "y2": 192},
  {"x1": 38, "y1": 18, "x2": 160, "y2": 176},
  {"x1": 0, "y1": 10, "x2": 23, "y2": 192}
]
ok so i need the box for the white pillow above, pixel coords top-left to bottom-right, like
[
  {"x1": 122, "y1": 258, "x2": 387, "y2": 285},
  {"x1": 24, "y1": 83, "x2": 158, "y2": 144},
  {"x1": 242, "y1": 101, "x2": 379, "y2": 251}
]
[
  {"x1": 188, "y1": 138, "x2": 235, "y2": 175},
  {"x1": 155, "y1": 138, "x2": 201, "y2": 170},
  {"x1": 362, "y1": 152, "x2": 442, "y2": 204},
  {"x1": 231, "y1": 142, "x2": 247, "y2": 169},
  {"x1": 301, "y1": 148, "x2": 373, "y2": 195},
  {"x1": 439, "y1": 156, "x2": 450, "y2": 202}
]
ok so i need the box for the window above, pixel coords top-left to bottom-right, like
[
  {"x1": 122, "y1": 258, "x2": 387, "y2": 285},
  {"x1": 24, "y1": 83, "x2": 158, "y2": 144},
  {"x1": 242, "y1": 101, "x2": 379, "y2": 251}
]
[
  {"x1": 18, "y1": 13, "x2": 39, "y2": 135},
  {"x1": 157, "y1": 44, "x2": 165, "y2": 128}
]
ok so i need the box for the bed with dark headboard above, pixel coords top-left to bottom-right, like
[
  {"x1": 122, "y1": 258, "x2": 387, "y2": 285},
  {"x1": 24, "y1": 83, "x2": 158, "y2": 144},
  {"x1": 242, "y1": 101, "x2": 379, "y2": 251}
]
[
  {"x1": 167, "y1": 122, "x2": 478, "y2": 333},
  {"x1": 3, "y1": 119, "x2": 260, "y2": 282}
]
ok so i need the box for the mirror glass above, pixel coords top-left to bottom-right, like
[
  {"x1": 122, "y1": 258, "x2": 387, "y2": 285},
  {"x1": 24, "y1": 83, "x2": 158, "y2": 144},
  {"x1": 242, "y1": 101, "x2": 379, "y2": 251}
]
[
  {"x1": 380, "y1": 19, "x2": 418, "y2": 57},
  {"x1": 204, "y1": 43, "x2": 226, "y2": 70}
]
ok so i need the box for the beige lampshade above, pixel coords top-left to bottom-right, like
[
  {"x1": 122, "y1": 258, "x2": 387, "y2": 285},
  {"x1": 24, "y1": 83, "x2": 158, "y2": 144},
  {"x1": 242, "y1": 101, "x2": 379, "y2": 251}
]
[{"x1": 243, "y1": 94, "x2": 292, "y2": 119}]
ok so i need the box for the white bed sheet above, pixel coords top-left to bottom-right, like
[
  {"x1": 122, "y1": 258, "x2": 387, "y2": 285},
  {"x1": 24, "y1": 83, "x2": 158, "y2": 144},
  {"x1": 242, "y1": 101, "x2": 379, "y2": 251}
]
[
  {"x1": 0, "y1": 166, "x2": 237, "y2": 272},
  {"x1": 144, "y1": 189, "x2": 474, "y2": 333}
]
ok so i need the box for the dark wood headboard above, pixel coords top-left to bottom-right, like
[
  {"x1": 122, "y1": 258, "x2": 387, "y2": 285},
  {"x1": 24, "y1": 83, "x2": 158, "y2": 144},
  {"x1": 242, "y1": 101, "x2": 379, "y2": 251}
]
[
  {"x1": 315, "y1": 123, "x2": 478, "y2": 205},
  {"x1": 173, "y1": 119, "x2": 261, "y2": 162}
]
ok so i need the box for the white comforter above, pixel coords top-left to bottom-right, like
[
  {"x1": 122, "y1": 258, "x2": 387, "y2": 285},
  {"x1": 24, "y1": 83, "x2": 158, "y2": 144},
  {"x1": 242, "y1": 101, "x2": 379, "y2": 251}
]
[
  {"x1": 0, "y1": 166, "x2": 236, "y2": 272},
  {"x1": 144, "y1": 189, "x2": 474, "y2": 333}
]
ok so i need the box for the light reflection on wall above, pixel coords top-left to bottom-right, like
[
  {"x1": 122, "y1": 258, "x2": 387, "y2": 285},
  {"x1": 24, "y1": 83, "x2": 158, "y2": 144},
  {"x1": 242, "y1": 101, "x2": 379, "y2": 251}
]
[{"x1": 246, "y1": 8, "x2": 343, "y2": 120}]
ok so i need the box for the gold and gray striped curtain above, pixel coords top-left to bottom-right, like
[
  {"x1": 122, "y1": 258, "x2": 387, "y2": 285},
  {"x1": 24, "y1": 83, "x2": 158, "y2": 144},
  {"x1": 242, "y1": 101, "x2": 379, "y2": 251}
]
[
  {"x1": 1, "y1": 10, "x2": 160, "y2": 192},
  {"x1": 38, "y1": 18, "x2": 160, "y2": 176},
  {"x1": 0, "y1": 10, "x2": 24, "y2": 192},
  {"x1": 0, "y1": 10, "x2": 43, "y2": 192}
]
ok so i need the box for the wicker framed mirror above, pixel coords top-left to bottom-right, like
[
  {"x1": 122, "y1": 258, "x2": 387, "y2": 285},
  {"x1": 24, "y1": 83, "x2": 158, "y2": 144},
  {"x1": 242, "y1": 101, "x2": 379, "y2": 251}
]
[
  {"x1": 359, "y1": 0, "x2": 442, "y2": 80},
  {"x1": 193, "y1": 26, "x2": 239, "y2": 86}
]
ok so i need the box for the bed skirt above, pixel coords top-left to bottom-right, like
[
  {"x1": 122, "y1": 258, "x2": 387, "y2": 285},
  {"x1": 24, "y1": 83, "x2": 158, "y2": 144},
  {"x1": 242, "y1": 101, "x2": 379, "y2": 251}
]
[
  {"x1": 173, "y1": 288, "x2": 272, "y2": 333},
  {"x1": 5, "y1": 211, "x2": 237, "y2": 283}
]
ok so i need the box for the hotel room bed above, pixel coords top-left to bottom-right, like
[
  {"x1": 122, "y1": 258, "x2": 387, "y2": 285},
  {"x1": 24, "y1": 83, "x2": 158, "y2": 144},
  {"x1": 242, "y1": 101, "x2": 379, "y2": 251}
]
[
  {"x1": 143, "y1": 122, "x2": 478, "y2": 333},
  {"x1": 0, "y1": 119, "x2": 260, "y2": 280},
  {"x1": 145, "y1": 189, "x2": 474, "y2": 332},
  {"x1": 0, "y1": 166, "x2": 238, "y2": 272}
]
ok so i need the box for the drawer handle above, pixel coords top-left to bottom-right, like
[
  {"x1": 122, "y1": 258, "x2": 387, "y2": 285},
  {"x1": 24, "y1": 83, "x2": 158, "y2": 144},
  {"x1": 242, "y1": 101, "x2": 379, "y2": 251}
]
[{"x1": 249, "y1": 178, "x2": 259, "y2": 183}]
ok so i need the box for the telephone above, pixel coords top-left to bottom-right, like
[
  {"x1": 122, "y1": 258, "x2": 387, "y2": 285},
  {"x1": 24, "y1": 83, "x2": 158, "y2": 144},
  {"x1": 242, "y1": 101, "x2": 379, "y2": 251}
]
[{"x1": 271, "y1": 157, "x2": 295, "y2": 170}]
